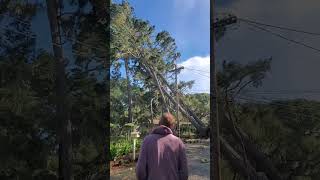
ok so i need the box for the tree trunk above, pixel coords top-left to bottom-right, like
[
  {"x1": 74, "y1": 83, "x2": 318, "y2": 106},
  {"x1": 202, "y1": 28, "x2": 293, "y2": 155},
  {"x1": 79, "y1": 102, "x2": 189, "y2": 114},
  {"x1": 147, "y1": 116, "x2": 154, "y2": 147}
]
[
  {"x1": 221, "y1": 109, "x2": 282, "y2": 180},
  {"x1": 146, "y1": 62, "x2": 278, "y2": 179},
  {"x1": 139, "y1": 59, "x2": 278, "y2": 180},
  {"x1": 221, "y1": 137, "x2": 270, "y2": 180},
  {"x1": 142, "y1": 63, "x2": 169, "y2": 113},
  {"x1": 125, "y1": 58, "x2": 133, "y2": 123},
  {"x1": 141, "y1": 63, "x2": 206, "y2": 133},
  {"x1": 161, "y1": 84, "x2": 205, "y2": 132},
  {"x1": 150, "y1": 65, "x2": 206, "y2": 128},
  {"x1": 46, "y1": 0, "x2": 72, "y2": 179}
]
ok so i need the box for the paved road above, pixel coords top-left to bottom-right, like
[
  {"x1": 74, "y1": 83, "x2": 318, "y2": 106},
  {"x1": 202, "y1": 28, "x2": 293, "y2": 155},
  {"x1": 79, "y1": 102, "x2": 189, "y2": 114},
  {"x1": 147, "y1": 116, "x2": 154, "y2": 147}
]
[{"x1": 110, "y1": 143, "x2": 210, "y2": 180}]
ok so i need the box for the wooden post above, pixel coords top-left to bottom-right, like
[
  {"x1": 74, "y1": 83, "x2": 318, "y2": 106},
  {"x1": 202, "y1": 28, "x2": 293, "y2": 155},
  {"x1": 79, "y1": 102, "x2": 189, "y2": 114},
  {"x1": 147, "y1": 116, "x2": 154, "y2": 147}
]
[
  {"x1": 46, "y1": 0, "x2": 72, "y2": 179},
  {"x1": 133, "y1": 138, "x2": 136, "y2": 160},
  {"x1": 175, "y1": 61, "x2": 180, "y2": 137},
  {"x1": 210, "y1": 0, "x2": 222, "y2": 179},
  {"x1": 131, "y1": 131, "x2": 140, "y2": 161}
]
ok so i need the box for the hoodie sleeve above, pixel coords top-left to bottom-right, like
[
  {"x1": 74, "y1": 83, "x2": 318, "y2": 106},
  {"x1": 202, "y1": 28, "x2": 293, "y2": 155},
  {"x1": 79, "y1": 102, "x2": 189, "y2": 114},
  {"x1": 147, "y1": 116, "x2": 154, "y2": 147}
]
[
  {"x1": 136, "y1": 138, "x2": 148, "y2": 180},
  {"x1": 178, "y1": 142, "x2": 188, "y2": 180}
]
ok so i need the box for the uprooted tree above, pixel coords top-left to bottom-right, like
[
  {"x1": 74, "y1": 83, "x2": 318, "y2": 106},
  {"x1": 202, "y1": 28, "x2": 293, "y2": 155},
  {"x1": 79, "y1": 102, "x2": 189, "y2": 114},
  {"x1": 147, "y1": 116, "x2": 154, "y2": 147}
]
[{"x1": 111, "y1": 1, "x2": 284, "y2": 179}]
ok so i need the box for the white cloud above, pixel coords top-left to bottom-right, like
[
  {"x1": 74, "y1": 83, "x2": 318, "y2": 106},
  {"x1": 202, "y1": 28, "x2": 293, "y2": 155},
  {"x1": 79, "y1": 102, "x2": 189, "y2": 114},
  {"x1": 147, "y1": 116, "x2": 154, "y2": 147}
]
[
  {"x1": 170, "y1": 0, "x2": 210, "y2": 60},
  {"x1": 178, "y1": 55, "x2": 210, "y2": 94}
]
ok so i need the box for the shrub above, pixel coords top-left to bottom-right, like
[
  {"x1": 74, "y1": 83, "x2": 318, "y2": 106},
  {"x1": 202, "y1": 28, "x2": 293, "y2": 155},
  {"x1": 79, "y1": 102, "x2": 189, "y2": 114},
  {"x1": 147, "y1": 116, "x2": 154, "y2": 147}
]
[{"x1": 110, "y1": 138, "x2": 142, "y2": 161}]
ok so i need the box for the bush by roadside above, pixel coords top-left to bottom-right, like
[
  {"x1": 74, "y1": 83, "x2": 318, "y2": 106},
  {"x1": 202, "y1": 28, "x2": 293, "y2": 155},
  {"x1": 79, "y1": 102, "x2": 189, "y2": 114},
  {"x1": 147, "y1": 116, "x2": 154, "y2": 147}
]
[{"x1": 110, "y1": 138, "x2": 142, "y2": 161}]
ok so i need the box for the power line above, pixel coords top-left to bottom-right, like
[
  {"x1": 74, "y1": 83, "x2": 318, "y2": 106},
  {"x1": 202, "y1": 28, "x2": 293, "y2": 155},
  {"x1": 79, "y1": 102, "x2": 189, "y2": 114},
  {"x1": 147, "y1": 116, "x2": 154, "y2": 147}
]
[
  {"x1": 187, "y1": 91, "x2": 210, "y2": 93},
  {"x1": 235, "y1": 97, "x2": 320, "y2": 122},
  {"x1": 188, "y1": 71, "x2": 210, "y2": 78},
  {"x1": 239, "y1": 92, "x2": 320, "y2": 106},
  {"x1": 6, "y1": 12, "x2": 320, "y2": 101},
  {"x1": 181, "y1": 68, "x2": 210, "y2": 78},
  {"x1": 174, "y1": 89, "x2": 320, "y2": 113},
  {"x1": 217, "y1": 13, "x2": 320, "y2": 55},
  {"x1": 239, "y1": 17, "x2": 320, "y2": 36},
  {"x1": 234, "y1": 96, "x2": 320, "y2": 117},
  {"x1": 181, "y1": 89, "x2": 320, "y2": 93},
  {"x1": 183, "y1": 89, "x2": 320, "y2": 93},
  {"x1": 216, "y1": 12, "x2": 320, "y2": 36},
  {"x1": 239, "y1": 93, "x2": 320, "y2": 101},
  {"x1": 236, "y1": 94, "x2": 320, "y2": 108},
  {"x1": 243, "y1": 90, "x2": 320, "y2": 95},
  {"x1": 243, "y1": 21, "x2": 320, "y2": 54},
  {"x1": 170, "y1": 88, "x2": 320, "y2": 95},
  {"x1": 183, "y1": 67, "x2": 210, "y2": 74},
  {"x1": 245, "y1": 89, "x2": 320, "y2": 93}
]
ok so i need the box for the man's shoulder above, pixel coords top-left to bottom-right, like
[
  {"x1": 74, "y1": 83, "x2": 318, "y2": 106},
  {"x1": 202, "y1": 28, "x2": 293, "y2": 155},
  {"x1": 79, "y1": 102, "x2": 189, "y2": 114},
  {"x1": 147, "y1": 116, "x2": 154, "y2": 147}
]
[
  {"x1": 142, "y1": 133, "x2": 160, "y2": 142},
  {"x1": 168, "y1": 134, "x2": 185, "y2": 144},
  {"x1": 144, "y1": 133, "x2": 184, "y2": 143},
  {"x1": 143, "y1": 134, "x2": 153, "y2": 141}
]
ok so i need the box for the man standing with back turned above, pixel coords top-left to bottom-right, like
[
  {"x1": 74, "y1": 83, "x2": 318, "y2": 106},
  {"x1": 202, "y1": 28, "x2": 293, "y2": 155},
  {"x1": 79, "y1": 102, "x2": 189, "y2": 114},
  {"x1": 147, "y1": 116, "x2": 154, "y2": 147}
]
[{"x1": 136, "y1": 112, "x2": 188, "y2": 180}]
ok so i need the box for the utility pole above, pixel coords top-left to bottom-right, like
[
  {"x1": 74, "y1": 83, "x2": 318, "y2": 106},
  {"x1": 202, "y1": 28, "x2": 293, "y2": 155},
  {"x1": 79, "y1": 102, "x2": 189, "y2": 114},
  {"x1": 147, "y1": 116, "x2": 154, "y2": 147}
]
[
  {"x1": 211, "y1": 0, "x2": 221, "y2": 180},
  {"x1": 175, "y1": 61, "x2": 180, "y2": 137},
  {"x1": 150, "y1": 97, "x2": 154, "y2": 128},
  {"x1": 46, "y1": 0, "x2": 72, "y2": 179},
  {"x1": 150, "y1": 98, "x2": 154, "y2": 121},
  {"x1": 169, "y1": 64, "x2": 184, "y2": 137},
  {"x1": 210, "y1": 3, "x2": 237, "y2": 179}
]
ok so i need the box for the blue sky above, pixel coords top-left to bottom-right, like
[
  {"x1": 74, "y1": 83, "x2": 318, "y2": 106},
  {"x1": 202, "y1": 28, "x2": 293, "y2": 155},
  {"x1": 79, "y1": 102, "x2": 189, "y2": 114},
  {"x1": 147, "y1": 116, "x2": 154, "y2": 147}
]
[
  {"x1": 126, "y1": 0, "x2": 209, "y2": 61},
  {"x1": 114, "y1": 0, "x2": 210, "y2": 93}
]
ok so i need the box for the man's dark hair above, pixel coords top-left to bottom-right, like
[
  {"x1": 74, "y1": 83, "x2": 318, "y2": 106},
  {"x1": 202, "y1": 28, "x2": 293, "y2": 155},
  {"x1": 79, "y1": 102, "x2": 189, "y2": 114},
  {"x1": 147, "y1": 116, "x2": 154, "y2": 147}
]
[{"x1": 159, "y1": 112, "x2": 175, "y2": 128}]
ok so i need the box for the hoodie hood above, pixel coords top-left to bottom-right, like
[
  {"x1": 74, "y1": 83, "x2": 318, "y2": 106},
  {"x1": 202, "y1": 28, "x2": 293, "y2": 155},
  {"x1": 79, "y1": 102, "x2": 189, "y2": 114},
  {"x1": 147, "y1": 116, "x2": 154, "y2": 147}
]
[{"x1": 151, "y1": 125, "x2": 173, "y2": 136}]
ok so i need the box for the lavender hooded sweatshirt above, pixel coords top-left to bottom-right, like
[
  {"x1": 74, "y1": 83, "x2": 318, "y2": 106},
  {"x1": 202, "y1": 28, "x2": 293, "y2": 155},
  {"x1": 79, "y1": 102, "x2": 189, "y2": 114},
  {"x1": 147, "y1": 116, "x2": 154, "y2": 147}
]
[{"x1": 136, "y1": 125, "x2": 188, "y2": 180}]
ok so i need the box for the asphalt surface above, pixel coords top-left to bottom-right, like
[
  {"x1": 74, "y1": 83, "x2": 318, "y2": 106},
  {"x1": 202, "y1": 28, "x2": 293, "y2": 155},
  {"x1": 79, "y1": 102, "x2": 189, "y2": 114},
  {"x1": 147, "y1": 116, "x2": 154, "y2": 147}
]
[{"x1": 110, "y1": 142, "x2": 210, "y2": 180}]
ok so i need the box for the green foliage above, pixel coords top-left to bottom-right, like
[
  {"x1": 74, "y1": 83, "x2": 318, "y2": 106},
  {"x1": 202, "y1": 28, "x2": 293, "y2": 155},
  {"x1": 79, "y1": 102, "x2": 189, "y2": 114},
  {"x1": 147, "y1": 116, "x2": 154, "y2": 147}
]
[
  {"x1": 110, "y1": 1, "x2": 184, "y2": 85},
  {"x1": 183, "y1": 93, "x2": 210, "y2": 124},
  {"x1": 216, "y1": 56, "x2": 320, "y2": 178},
  {"x1": 0, "y1": 0, "x2": 108, "y2": 179},
  {"x1": 217, "y1": 58, "x2": 272, "y2": 92},
  {"x1": 230, "y1": 100, "x2": 320, "y2": 179},
  {"x1": 0, "y1": 51, "x2": 56, "y2": 179},
  {"x1": 110, "y1": 2, "x2": 202, "y2": 140},
  {"x1": 110, "y1": 138, "x2": 142, "y2": 160}
]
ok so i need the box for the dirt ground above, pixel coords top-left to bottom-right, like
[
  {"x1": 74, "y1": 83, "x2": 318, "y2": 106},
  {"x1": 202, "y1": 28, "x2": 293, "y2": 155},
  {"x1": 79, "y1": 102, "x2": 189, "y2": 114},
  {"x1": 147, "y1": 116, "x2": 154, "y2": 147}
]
[{"x1": 110, "y1": 142, "x2": 210, "y2": 180}]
